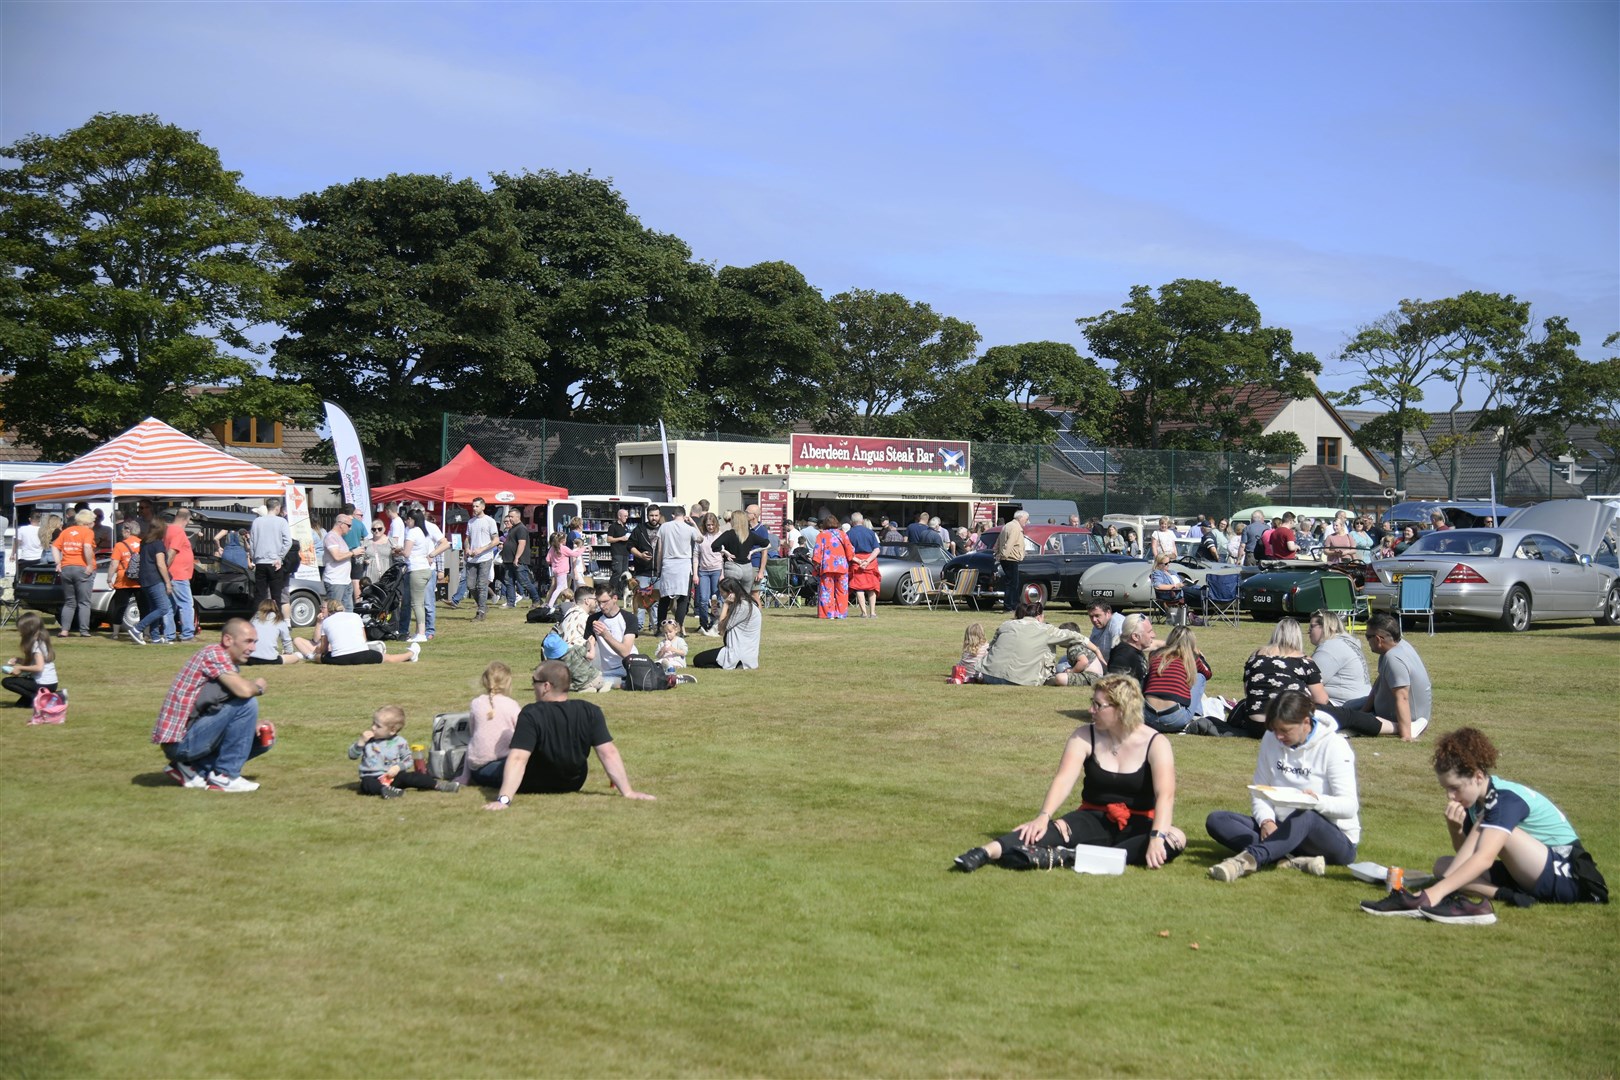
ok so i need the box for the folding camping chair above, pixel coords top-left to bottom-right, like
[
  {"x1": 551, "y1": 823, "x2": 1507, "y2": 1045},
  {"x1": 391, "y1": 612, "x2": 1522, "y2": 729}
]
[
  {"x1": 1200, "y1": 570, "x2": 1242, "y2": 627},
  {"x1": 939, "y1": 568, "x2": 981, "y2": 612},
  {"x1": 1396, "y1": 572, "x2": 1436, "y2": 637},
  {"x1": 0, "y1": 585, "x2": 21, "y2": 629},
  {"x1": 760, "y1": 560, "x2": 800, "y2": 608},
  {"x1": 1151, "y1": 578, "x2": 1190, "y2": 627},
  {"x1": 1318, "y1": 573, "x2": 1371, "y2": 633},
  {"x1": 910, "y1": 565, "x2": 948, "y2": 611}
]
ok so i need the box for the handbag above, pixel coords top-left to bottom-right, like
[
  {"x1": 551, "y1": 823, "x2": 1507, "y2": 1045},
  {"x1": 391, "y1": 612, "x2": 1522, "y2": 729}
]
[{"x1": 30, "y1": 686, "x2": 68, "y2": 725}]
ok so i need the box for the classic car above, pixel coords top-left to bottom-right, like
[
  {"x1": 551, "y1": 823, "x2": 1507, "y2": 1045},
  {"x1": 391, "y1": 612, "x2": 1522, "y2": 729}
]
[
  {"x1": 1361, "y1": 500, "x2": 1620, "y2": 631},
  {"x1": 1077, "y1": 552, "x2": 1254, "y2": 611},
  {"x1": 942, "y1": 528, "x2": 1134, "y2": 607},
  {"x1": 15, "y1": 510, "x2": 328, "y2": 629},
  {"x1": 877, "y1": 542, "x2": 952, "y2": 605},
  {"x1": 1238, "y1": 562, "x2": 1367, "y2": 621}
]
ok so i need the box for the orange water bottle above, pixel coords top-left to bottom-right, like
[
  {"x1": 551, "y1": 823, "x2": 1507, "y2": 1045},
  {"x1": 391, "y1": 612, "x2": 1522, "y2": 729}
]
[{"x1": 1387, "y1": 866, "x2": 1405, "y2": 891}]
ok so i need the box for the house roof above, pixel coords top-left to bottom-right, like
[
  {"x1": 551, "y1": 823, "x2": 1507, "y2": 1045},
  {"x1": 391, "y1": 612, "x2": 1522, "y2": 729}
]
[{"x1": 1337, "y1": 409, "x2": 1591, "y2": 501}]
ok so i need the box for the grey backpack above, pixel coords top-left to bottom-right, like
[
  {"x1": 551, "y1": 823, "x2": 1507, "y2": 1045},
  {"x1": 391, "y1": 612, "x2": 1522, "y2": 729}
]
[{"x1": 429, "y1": 711, "x2": 471, "y2": 780}]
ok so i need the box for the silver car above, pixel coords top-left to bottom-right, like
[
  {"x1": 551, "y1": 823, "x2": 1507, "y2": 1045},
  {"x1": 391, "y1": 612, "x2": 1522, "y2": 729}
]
[{"x1": 1362, "y1": 499, "x2": 1620, "y2": 631}]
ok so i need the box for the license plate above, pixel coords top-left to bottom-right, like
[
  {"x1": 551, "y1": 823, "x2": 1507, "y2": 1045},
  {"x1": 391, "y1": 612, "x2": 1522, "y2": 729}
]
[
  {"x1": 1252, "y1": 592, "x2": 1271, "y2": 604},
  {"x1": 20, "y1": 570, "x2": 51, "y2": 585},
  {"x1": 1091, "y1": 588, "x2": 1115, "y2": 598},
  {"x1": 1388, "y1": 573, "x2": 1403, "y2": 584}
]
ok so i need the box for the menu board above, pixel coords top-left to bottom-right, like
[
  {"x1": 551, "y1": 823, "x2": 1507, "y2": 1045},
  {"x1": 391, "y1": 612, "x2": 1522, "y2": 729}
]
[{"x1": 759, "y1": 489, "x2": 788, "y2": 538}]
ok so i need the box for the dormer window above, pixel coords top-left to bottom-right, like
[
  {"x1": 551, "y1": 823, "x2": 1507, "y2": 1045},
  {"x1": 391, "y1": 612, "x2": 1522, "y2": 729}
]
[{"x1": 224, "y1": 417, "x2": 281, "y2": 447}]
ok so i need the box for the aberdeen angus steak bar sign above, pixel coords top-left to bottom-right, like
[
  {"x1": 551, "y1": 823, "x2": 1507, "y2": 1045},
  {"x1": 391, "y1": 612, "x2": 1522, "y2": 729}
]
[{"x1": 789, "y1": 434, "x2": 971, "y2": 476}]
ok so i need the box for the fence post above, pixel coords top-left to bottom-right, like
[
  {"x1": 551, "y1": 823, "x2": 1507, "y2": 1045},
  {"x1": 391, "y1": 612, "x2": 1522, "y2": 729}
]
[
  {"x1": 1168, "y1": 450, "x2": 1175, "y2": 517},
  {"x1": 1102, "y1": 448, "x2": 1109, "y2": 518},
  {"x1": 441, "y1": 413, "x2": 449, "y2": 466},
  {"x1": 1035, "y1": 445, "x2": 1041, "y2": 499},
  {"x1": 540, "y1": 419, "x2": 548, "y2": 484},
  {"x1": 1287, "y1": 460, "x2": 1294, "y2": 502}
]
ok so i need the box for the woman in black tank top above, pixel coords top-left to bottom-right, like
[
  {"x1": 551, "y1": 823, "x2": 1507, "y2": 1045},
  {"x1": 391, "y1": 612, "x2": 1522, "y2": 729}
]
[{"x1": 952, "y1": 674, "x2": 1185, "y2": 873}]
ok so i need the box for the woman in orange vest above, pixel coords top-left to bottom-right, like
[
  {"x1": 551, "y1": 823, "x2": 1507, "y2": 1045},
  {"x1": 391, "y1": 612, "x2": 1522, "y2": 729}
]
[
  {"x1": 110, "y1": 521, "x2": 144, "y2": 636},
  {"x1": 52, "y1": 510, "x2": 98, "y2": 637}
]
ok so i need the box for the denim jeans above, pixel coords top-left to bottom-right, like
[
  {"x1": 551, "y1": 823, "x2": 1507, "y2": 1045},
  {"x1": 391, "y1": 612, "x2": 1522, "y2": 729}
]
[
  {"x1": 170, "y1": 578, "x2": 195, "y2": 640},
  {"x1": 1205, "y1": 808, "x2": 1357, "y2": 868},
  {"x1": 696, "y1": 569, "x2": 721, "y2": 629},
  {"x1": 135, "y1": 582, "x2": 175, "y2": 641},
  {"x1": 59, "y1": 563, "x2": 94, "y2": 633},
  {"x1": 463, "y1": 559, "x2": 493, "y2": 614},
  {"x1": 502, "y1": 563, "x2": 538, "y2": 605},
  {"x1": 324, "y1": 581, "x2": 354, "y2": 612},
  {"x1": 468, "y1": 757, "x2": 506, "y2": 787},
  {"x1": 424, "y1": 570, "x2": 437, "y2": 636},
  {"x1": 1143, "y1": 673, "x2": 1208, "y2": 734},
  {"x1": 164, "y1": 695, "x2": 268, "y2": 779}
]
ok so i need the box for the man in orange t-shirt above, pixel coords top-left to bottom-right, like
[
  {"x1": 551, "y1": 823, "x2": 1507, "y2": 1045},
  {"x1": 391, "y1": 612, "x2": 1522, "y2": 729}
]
[
  {"x1": 52, "y1": 509, "x2": 99, "y2": 635},
  {"x1": 164, "y1": 508, "x2": 198, "y2": 642}
]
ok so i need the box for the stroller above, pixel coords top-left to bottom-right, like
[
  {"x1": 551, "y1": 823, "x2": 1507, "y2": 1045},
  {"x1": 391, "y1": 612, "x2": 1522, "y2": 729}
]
[{"x1": 357, "y1": 564, "x2": 406, "y2": 640}]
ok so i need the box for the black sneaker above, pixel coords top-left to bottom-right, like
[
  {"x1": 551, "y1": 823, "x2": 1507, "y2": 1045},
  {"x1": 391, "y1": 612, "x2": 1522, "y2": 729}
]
[
  {"x1": 1360, "y1": 888, "x2": 1424, "y2": 917},
  {"x1": 435, "y1": 779, "x2": 461, "y2": 793},
  {"x1": 379, "y1": 783, "x2": 404, "y2": 799},
  {"x1": 1495, "y1": 886, "x2": 1538, "y2": 909},
  {"x1": 1420, "y1": 893, "x2": 1497, "y2": 925},
  {"x1": 952, "y1": 847, "x2": 990, "y2": 873}
]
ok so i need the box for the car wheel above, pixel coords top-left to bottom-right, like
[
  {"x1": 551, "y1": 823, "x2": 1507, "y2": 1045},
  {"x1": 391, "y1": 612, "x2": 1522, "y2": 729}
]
[
  {"x1": 895, "y1": 571, "x2": 921, "y2": 607},
  {"x1": 1598, "y1": 583, "x2": 1620, "y2": 626},
  {"x1": 1500, "y1": 585, "x2": 1532, "y2": 632},
  {"x1": 289, "y1": 592, "x2": 320, "y2": 628},
  {"x1": 1023, "y1": 581, "x2": 1048, "y2": 605}
]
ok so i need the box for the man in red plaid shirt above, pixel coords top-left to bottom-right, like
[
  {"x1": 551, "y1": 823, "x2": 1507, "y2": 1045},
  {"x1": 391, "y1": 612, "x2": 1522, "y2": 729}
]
[{"x1": 151, "y1": 618, "x2": 273, "y2": 792}]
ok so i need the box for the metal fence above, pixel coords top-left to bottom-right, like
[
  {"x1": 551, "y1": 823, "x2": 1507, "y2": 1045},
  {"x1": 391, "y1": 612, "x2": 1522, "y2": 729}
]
[{"x1": 443, "y1": 413, "x2": 1613, "y2": 519}]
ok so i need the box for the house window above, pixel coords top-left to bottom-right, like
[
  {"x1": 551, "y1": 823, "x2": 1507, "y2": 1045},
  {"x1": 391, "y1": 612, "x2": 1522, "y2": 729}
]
[
  {"x1": 1317, "y1": 437, "x2": 1342, "y2": 469},
  {"x1": 224, "y1": 417, "x2": 281, "y2": 448}
]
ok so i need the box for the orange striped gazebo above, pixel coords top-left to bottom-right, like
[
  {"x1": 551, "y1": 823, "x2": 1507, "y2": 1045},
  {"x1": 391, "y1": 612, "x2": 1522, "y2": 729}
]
[{"x1": 13, "y1": 417, "x2": 293, "y2": 503}]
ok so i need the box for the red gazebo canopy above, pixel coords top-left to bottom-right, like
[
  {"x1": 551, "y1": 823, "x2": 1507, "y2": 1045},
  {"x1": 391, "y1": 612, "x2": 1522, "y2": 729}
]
[{"x1": 371, "y1": 445, "x2": 568, "y2": 507}]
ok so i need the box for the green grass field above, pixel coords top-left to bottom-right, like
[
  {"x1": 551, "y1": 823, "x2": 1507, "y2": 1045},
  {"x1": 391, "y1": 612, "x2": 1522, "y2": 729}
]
[{"x1": 2, "y1": 602, "x2": 1617, "y2": 1078}]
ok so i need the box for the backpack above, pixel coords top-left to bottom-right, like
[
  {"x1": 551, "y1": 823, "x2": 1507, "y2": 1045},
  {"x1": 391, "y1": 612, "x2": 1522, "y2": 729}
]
[
  {"x1": 428, "y1": 711, "x2": 471, "y2": 780},
  {"x1": 30, "y1": 686, "x2": 68, "y2": 725},
  {"x1": 622, "y1": 654, "x2": 674, "y2": 691},
  {"x1": 526, "y1": 605, "x2": 561, "y2": 624}
]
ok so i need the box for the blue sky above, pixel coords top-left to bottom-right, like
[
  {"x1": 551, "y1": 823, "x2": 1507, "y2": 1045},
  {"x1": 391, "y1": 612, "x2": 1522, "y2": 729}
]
[{"x1": 4, "y1": 1, "x2": 1616, "y2": 404}]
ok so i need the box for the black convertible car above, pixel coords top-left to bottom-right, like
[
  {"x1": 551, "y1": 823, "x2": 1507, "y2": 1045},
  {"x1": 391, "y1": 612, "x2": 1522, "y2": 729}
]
[{"x1": 943, "y1": 528, "x2": 1136, "y2": 608}]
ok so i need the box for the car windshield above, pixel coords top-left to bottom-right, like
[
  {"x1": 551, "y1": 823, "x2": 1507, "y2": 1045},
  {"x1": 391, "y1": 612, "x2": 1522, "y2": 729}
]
[{"x1": 1407, "y1": 530, "x2": 1502, "y2": 558}]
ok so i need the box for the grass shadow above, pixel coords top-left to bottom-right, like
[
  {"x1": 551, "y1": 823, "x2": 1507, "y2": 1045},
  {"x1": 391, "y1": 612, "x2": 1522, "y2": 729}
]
[{"x1": 130, "y1": 772, "x2": 176, "y2": 788}]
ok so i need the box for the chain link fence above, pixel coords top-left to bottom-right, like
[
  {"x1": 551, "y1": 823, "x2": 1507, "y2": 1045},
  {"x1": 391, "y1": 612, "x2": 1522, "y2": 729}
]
[{"x1": 443, "y1": 413, "x2": 1612, "y2": 519}]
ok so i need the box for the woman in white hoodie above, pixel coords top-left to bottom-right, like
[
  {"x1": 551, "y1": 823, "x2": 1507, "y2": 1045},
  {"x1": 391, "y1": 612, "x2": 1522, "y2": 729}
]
[{"x1": 1204, "y1": 690, "x2": 1361, "y2": 881}]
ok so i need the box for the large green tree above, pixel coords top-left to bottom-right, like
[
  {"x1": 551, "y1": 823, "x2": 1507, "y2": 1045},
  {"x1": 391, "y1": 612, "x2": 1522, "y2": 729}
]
[
  {"x1": 0, "y1": 112, "x2": 312, "y2": 459},
  {"x1": 825, "y1": 289, "x2": 979, "y2": 434},
  {"x1": 1327, "y1": 291, "x2": 1524, "y2": 490},
  {"x1": 1077, "y1": 278, "x2": 1319, "y2": 458},
  {"x1": 492, "y1": 170, "x2": 713, "y2": 428},
  {"x1": 273, "y1": 173, "x2": 542, "y2": 481},
  {"x1": 697, "y1": 261, "x2": 835, "y2": 435},
  {"x1": 910, "y1": 340, "x2": 1113, "y2": 445}
]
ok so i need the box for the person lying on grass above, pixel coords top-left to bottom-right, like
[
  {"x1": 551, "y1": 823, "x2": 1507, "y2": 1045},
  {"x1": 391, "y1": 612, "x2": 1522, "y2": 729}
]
[
  {"x1": 1205, "y1": 690, "x2": 1360, "y2": 882},
  {"x1": 1360, "y1": 726, "x2": 1609, "y2": 924},
  {"x1": 348, "y1": 705, "x2": 460, "y2": 799},
  {"x1": 484, "y1": 660, "x2": 654, "y2": 809},
  {"x1": 952, "y1": 674, "x2": 1185, "y2": 872}
]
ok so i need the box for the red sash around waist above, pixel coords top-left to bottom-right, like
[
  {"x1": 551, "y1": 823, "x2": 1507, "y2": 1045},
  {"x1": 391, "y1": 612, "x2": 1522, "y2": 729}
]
[{"x1": 1081, "y1": 801, "x2": 1155, "y2": 831}]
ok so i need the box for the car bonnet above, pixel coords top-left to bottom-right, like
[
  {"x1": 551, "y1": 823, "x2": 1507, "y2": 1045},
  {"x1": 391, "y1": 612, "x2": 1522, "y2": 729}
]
[{"x1": 1501, "y1": 500, "x2": 1620, "y2": 559}]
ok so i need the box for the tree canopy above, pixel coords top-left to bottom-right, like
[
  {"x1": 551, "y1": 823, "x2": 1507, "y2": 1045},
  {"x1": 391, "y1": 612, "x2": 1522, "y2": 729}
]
[
  {"x1": 0, "y1": 112, "x2": 313, "y2": 460},
  {"x1": 1077, "y1": 279, "x2": 1319, "y2": 458},
  {"x1": 273, "y1": 173, "x2": 543, "y2": 481},
  {"x1": 697, "y1": 261, "x2": 836, "y2": 435},
  {"x1": 825, "y1": 289, "x2": 979, "y2": 435}
]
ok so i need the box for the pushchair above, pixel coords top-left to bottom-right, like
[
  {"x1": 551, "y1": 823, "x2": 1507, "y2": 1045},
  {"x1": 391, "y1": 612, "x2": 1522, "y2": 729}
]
[{"x1": 357, "y1": 564, "x2": 406, "y2": 640}]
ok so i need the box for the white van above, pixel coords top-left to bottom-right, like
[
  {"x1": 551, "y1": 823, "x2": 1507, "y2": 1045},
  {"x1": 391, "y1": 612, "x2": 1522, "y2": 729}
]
[{"x1": 539, "y1": 495, "x2": 682, "y2": 584}]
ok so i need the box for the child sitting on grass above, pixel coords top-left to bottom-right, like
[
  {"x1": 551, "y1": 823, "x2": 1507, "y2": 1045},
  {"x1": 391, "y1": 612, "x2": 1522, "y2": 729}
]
[
  {"x1": 347, "y1": 705, "x2": 461, "y2": 799},
  {"x1": 956, "y1": 622, "x2": 988, "y2": 683},
  {"x1": 545, "y1": 629, "x2": 607, "y2": 693},
  {"x1": 654, "y1": 618, "x2": 688, "y2": 671},
  {"x1": 2, "y1": 612, "x2": 60, "y2": 708}
]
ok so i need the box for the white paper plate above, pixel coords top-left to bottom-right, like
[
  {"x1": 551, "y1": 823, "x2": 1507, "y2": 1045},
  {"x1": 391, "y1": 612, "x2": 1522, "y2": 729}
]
[{"x1": 1247, "y1": 784, "x2": 1318, "y2": 809}]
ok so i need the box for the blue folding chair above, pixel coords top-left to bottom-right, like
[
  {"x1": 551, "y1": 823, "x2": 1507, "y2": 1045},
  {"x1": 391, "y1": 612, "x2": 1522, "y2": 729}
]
[
  {"x1": 1200, "y1": 570, "x2": 1242, "y2": 627},
  {"x1": 1397, "y1": 573, "x2": 1436, "y2": 636}
]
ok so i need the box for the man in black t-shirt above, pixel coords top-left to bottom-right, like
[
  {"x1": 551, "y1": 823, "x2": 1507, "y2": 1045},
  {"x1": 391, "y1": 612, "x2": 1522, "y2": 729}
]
[
  {"x1": 629, "y1": 506, "x2": 662, "y2": 589},
  {"x1": 500, "y1": 510, "x2": 539, "y2": 607},
  {"x1": 606, "y1": 508, "x2": 631, "y2": 580},
  {"x1": 483, "y1": 661, "x2": 655, "y2": 807}
]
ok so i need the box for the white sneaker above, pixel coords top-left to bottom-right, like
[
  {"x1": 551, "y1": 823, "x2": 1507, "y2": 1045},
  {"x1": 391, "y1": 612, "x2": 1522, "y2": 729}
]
[
  {"x1": 1409, "y1": 716, "x2": 1429, "y2": 739},
  {"x1": 207, "y1": 772, "x2": 260, "y2": 793},
  {"x1": 407, "y1": 642, "x2": 421, "y2": 662},
  {"x1": 408, "y1": 634, "x2": 428, "y2": 644}
]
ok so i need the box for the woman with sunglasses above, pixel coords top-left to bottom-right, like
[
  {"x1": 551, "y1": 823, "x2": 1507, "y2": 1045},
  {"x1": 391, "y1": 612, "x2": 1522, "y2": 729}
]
[{"x1": 952, "y1": 674, "x2": 1185, "y2": 873}]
